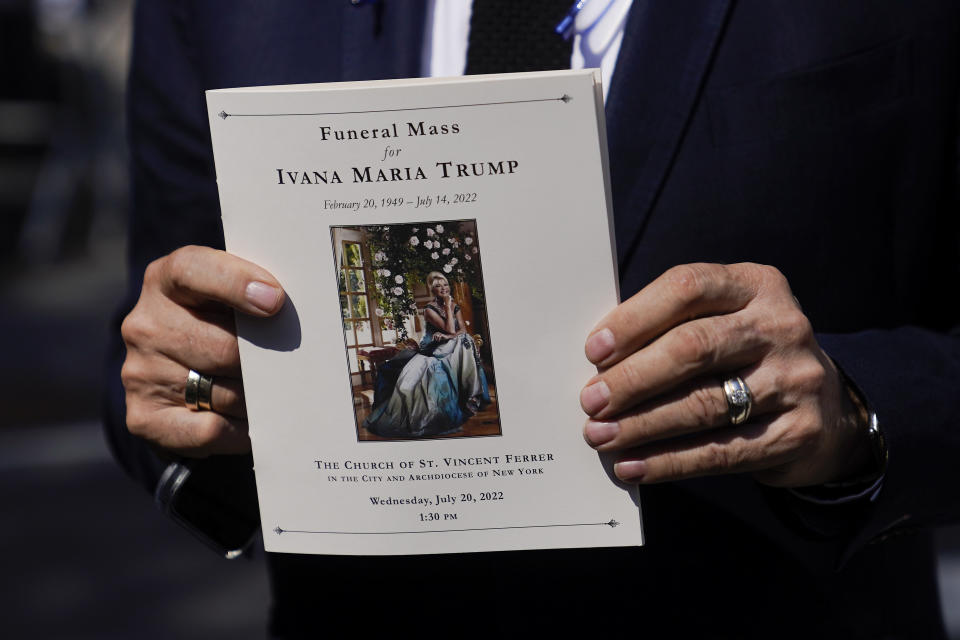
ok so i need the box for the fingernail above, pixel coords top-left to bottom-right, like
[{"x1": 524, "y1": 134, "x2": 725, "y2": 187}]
[
  {"x1": 584, "y1": 420, "x2": 619, "y2": 447},
  {"x1": 580, "y1": 380, "x2": 610, "y2": 415},
  {"x1": 614, "y1": 460, "x2": 647, "y2": 482},
  {"x1": 245, "y1": 281, "x2": 281, "y2": 313},
  {"x1": 585, "y1": 328, "x2": 615, "y2": 363}
]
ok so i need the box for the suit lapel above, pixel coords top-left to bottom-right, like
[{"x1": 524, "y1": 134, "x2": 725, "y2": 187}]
[{"x1": 606, "y1": 0, "x2": 734, "y2": 271}]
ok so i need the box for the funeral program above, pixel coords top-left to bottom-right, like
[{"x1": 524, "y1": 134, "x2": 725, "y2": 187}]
[{"x1": 206, "y1": 70, "x2": 643, "y2": 555}]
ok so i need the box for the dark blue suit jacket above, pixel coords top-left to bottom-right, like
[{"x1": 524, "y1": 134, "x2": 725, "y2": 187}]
[{"x1": 106, "y1": 1, "x2": 960, "y2": 636}]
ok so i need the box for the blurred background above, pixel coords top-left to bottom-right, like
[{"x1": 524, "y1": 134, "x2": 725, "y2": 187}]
[
  {"x1": 0, "y1": 1, "x2": 957, "y2": 637},
  {"x1": 0, "y1": 1, "x2": 269, "y2": 637}
]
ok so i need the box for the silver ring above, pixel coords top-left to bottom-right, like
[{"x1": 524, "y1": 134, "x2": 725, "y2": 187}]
[
  {"x1": 185, "y1": 369, "x2": 214, "y2": 411},
  {"x1": 722, "y1": 376, "x2": 753, "y2": 425}
]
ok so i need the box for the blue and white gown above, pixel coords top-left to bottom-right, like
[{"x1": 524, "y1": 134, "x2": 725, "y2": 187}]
[{"x1": 364, "y1": 302, "x2": 491, "y2": 438}]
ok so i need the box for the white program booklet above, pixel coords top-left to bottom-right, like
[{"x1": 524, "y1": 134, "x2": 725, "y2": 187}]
[{"x1": 206, "y1": 70, "x2": 643, "y2": 555}]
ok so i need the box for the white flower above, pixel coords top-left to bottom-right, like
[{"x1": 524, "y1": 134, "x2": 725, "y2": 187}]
[
  {"x1": 443, "y1": 264, "x2": 452, "y2": 273},
  {"x1": 435, "y1": 224, "x2": 444, "y2": 233},
  {"x1": 409, "y1": 302, "x2": 417, "y2": 309},
  {"x1": 452, "y1": 241, "x2": 459, "y2": 248},
  {"x1": 423, "y1": 240, "x2": 433, "y2": 249},
  {"x1": 409, "y1": 236, "x2": 419, "y2": 246},
  {"x1": 374, "y1": 308, "x2": 384, "y2": 317},
  {"x1": 412, "y1": 227, "x2": 418, "y2": 233},
  {"x1": 450, "y1": 258, "x2": 458, "y2": 265},
  {"x1": 472, "y1": 247, "x2": 478, "y2": 254},
  {"x1": 426, "y1": 228, "x2": 435, "y2": 237},
  {"x1": 465, "y1": 254, "x2": 471, "y2": 261},
  {"x1": 394, "y1": 275, "x2": 403, "y2": 284},
  {"x1": 431, "y1": 252, "x2": 439, "y2": 259},
  {"x1": 448, "y1": 236, "x2": 455, "y2": 243},
  {"x1": 442, "y1": 247, "x2": 451, "y2": 255},
  {"x1": 465, "y1": 237, "x2": 473, "y2": 245},
  {"x1": 374, "y1": 251, "x2": 386, "y2": 261},
  {"x1": 382, "y1": 268, "x2": 391, "y2": 277},
  {"x1": 392, "y1": 286, "x2": 404, "y2": 296},
  {"x1": 376, "y1": 282, "x2": 384, "y2": 290}
]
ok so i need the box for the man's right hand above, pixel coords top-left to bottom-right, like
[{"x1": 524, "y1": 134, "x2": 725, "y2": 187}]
[{"x1": 120, "y1": 246, "x2": 285, "y2": 457}]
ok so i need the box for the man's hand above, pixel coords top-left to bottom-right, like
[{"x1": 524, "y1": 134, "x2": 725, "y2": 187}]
[
  {"x1": 121, "y1": 246, "x2": 285, "y2": 457},
  {"x1": 581, "y1": 263, "x2": 871, "y2": 488}
]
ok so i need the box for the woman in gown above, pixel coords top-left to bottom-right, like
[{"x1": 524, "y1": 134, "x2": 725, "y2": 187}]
[{"x1": 364, "y1": 272, "x2": 490, "y2": 438}]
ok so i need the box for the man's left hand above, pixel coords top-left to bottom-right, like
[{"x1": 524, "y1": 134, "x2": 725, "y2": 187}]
[{"x1": 580, "y1": 263, "x2": 871, "y2": 488}]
